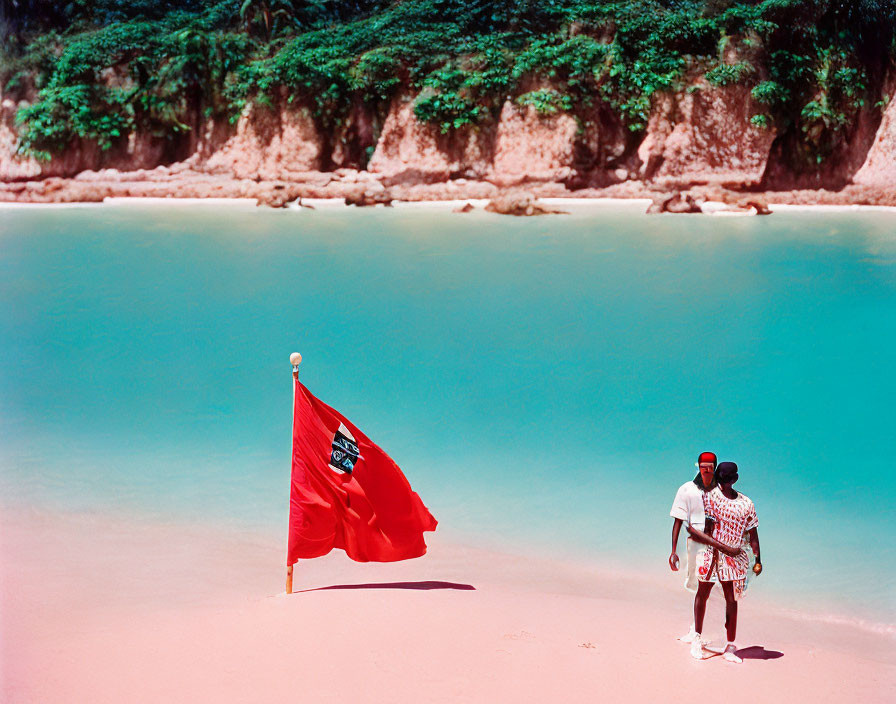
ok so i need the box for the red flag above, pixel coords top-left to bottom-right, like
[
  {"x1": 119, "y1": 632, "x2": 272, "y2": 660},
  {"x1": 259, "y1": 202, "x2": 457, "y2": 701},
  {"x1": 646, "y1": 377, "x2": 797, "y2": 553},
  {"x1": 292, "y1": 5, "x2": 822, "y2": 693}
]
[{"x1": 287, "y1": 380, "x2": 437, "y2": 564}]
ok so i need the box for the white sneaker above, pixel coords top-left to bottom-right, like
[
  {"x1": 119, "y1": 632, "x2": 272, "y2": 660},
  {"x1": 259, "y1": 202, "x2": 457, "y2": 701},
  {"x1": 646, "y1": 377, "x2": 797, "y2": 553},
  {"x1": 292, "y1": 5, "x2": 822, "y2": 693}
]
[
  {"x1": 690, "y1": 635, "x2": 706, "y2": 659},
  {"x1": 722, "y1": 643, "x2": 743, "y2": 663},
  {"x1": 702, "y1": 641, "x2": 724, "y2": 655},
  {"x1": 679, "y1": 627, "x2": 697, "y2": 643}
]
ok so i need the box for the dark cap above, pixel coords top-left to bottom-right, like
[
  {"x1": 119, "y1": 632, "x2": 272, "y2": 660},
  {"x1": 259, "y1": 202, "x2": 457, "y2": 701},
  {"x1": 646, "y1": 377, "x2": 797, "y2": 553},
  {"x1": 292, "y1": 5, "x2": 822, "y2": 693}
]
[{"x1": 716, "y1": 461, "x2": 739, "y2": 483}]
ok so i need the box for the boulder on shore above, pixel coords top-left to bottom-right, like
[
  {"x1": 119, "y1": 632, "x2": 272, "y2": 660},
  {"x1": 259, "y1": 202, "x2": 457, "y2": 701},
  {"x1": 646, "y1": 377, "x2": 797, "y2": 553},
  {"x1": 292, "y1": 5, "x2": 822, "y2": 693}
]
[
  {"x1": 738, "y1": 197, "x2": 771, "y2": 215},
  {"x1": 484, "y1": 191, "x2": 567, "y2": 216},
  {"x1": 647, "y1": 192, "x2": 702, "y2": 214},
  {"x1": 344, "y1": 185, "x2": 393, "y2": 207}
]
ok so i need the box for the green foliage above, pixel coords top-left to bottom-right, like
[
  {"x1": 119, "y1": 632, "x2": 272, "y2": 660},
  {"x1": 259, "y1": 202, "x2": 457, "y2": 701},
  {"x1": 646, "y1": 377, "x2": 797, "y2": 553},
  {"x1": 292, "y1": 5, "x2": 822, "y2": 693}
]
[
  {"x1": 705, "y1": 61, "x2": 754, "y2": 86},
  {"x1": 749, "y1": 113, "x2": 771, "y2": 129},
  {"x1": 516, "y1": 89, "x2": 574, "y2": 115},
  {"x1": 751, "y1": 80, "x2": 788, "y2": 105},
  {"x1": 796, "y1": 48, "x2": 868, "y2": 159},
  {"x1": 601, "y1": 46, "x2": 684, "y2": 130},
  {"x1": 512, "y1": 35, "x2": 610, "y2": 117},
  {"x1": 411, "y1": 38, "x2": 516, "y2": 131},
  {"x1": 15, "y1": 84, "x2": 133, "y2": 159},
  {"x1": 5, "y1": 1, "x2": 895, "y2": 164},
  {"x1": 10, "y1": 2, "x2": 256, "y2": 155}
]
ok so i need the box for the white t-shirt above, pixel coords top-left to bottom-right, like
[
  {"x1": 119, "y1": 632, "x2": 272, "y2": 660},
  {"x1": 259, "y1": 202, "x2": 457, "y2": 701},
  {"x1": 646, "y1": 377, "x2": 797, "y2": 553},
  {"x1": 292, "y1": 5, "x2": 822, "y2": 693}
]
[{"x1": 670, "y1": 480, "x2": 706, "y2": 531}]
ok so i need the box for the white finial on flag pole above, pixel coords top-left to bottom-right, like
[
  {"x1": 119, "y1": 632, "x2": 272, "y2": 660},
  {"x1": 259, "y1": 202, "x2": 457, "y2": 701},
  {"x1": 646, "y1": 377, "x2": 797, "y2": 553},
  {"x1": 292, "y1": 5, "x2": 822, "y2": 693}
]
[{"x1": 287, "y1": 352, "x2": 302, "y2": 594}]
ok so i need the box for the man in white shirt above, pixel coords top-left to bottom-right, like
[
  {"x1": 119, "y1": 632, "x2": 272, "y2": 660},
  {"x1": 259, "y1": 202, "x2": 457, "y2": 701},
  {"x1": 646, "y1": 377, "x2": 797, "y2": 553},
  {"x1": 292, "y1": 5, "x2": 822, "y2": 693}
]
[{"x1": 669, "y1": 451, "x2": 717, "y2": 642}]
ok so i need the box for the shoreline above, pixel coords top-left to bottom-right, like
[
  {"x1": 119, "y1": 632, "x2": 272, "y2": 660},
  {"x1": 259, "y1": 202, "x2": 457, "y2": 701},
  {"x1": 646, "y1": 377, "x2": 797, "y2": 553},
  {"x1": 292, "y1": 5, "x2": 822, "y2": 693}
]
[
  {"x1": 2, "y1": 168, "x2": 895, "y2": 211},
  {"x1": 3, "y1": 506, "x2": 894, "y2": 703},
  {"x1": 3, "y1": 194, "x2": 896, "y2": 214}
]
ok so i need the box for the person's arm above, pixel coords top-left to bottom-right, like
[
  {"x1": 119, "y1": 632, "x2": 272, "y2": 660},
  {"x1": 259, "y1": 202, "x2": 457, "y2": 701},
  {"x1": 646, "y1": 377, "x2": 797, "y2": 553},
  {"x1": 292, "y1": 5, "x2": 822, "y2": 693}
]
[
  {"x1": 692, "y1": 516, "x2": 714, "y2": 543},
  {"x1": 668, "y1": 484, "x2": 689, "y2": 570},
  {"x1": 686, "y1": 522, "x2": 744, "y2": 558},
  {"x1": 669, "y1": 518, "x2": 683, "y2": 570},
  {"x1": 748, "y1": 527, "x2": 761, "y2": 574}
]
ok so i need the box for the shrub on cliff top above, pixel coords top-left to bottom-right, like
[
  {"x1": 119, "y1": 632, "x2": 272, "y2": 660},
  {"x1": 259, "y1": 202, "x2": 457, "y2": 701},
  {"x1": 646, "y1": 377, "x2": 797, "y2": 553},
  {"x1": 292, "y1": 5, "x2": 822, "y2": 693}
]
[
  {"x1": 15, "y1": 84, "x2": 132, "y2": 159},
  {"x1": 8, "y1": 2, "x2": 255, "y2": 157}
]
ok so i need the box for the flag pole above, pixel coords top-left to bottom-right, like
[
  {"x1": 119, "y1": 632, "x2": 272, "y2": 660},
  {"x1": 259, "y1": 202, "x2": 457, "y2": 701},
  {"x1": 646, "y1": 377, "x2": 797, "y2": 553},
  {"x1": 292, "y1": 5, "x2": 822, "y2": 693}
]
[{"x1": 287, "y1": 351, "x2": 302, "y2": 594}]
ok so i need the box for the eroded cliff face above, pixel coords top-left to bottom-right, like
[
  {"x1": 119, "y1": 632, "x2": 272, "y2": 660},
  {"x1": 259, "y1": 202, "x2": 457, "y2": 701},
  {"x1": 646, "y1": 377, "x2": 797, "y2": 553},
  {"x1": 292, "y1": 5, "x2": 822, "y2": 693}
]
[
  {"x1": 760, "y1": 104, "x2": 883, "y2": 191},
  {"x1": 2, "y1": 78, "x2": 893, "y2": 203},
  {"x1": 0, "y1": 114, "x2": 43, "y2": 180},
  {"x1": 0, "y1": 104, "x2": 164, "y2": 180},
  {"x1": 638, "y1": 78, "x2": 776, "y2": 188},
  {"x1": 368, "y1": 96, "x2": 631, "y2": 188},
  {"x1": 0, "y1": 83, "x2": 172, "y2": 180},
  {"x1": 367, "y1": 97, "x2": 494, "y2": 183},
  {"x1": 490, "y1": 101, "x2": 578, "y2": 185},
  {"x1": 189, "y1": 99, "x2": 323, "y2": 179},
  {"x1": 854, "y1": 75, "x2": 896, "y2": 188}
]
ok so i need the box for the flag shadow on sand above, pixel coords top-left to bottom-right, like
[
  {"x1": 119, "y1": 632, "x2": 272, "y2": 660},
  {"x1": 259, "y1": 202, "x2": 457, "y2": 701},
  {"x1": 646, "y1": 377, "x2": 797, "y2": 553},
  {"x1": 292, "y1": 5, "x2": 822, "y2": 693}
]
[
  {"x1": 703, "y1": 644, "x2": 784, "y2": 660},
  {"x1": 297, "y1": 580, "x2": 475, "y2": 593},
  {"x1": 703, "y1": 643, "x2": 784, "y2": 660}
]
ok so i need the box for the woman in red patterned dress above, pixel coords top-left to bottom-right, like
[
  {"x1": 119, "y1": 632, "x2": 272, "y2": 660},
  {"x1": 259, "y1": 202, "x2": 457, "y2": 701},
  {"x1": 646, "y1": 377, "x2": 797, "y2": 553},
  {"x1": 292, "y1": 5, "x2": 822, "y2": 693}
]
[{"x1": 685, "y1": 462, "x2": 762, "y2": 663}]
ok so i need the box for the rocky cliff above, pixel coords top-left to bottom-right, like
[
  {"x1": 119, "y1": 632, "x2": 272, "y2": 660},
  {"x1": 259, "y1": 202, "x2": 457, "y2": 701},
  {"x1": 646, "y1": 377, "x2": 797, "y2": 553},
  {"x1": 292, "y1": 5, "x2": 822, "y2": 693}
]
[
  {"x1": 2, "y1": 77, "x2": 894, "y2": 205},
  {"x1": 853, "y1": 75, "x2": 896, "y2": 189}
]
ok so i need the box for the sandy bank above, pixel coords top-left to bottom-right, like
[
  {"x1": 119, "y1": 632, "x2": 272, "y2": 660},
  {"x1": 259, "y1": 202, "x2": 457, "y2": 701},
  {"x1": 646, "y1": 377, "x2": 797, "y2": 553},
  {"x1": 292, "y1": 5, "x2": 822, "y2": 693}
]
[
  {"x1": 2, "y1": 169, "x2": 895, "y2": 210},
  {"x1": 1, "y1": 509, "x2": 893, "y2": 703}
]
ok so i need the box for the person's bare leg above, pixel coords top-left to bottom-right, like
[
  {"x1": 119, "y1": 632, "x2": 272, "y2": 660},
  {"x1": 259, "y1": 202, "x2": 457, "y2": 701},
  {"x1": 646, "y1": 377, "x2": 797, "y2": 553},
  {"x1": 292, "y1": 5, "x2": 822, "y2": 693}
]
[
  {"x1": 721, "y1": 580, "x2": 738, "y2": 641},
  {"x1": 691, "y1": 581, "x2": 714, "y2": 659},
  {"x1": 693, "y1": 580, "x2": 713, "y2": 633},
  {"x1": 679, "y1": 537, "x2": 698, "y2": 642},
  {"x1": 720, "y1": 580, "x2": 742, "y2": 663}
]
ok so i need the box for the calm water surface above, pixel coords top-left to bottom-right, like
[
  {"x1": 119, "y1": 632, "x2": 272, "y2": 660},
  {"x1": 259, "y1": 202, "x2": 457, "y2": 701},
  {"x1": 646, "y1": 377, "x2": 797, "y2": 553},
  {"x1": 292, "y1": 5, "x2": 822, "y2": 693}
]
[{"x1": 2, "y1": 204, "x2": 894, "y2": 624}]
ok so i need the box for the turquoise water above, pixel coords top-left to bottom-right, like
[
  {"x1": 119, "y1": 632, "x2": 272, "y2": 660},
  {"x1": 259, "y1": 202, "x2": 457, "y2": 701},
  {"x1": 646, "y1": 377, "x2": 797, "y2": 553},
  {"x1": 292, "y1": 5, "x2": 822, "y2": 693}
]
[{"x1": 2, "y1": 204, "x2": 895, "y2": 624}]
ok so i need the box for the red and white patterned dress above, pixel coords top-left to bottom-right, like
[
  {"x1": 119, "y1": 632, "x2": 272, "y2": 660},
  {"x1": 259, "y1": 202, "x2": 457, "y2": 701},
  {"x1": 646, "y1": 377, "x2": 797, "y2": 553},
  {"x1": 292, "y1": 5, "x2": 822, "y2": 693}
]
[{"x1": 696, "y1": 487, "x2": 758, "y2": 599}]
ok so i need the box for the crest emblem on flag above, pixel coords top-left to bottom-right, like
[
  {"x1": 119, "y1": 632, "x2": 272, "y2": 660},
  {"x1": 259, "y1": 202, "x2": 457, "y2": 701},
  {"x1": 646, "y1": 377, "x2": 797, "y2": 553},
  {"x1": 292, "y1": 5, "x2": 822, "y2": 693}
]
[{"x1": 330, "y1": 423, "x2": 360, "y2": 474}]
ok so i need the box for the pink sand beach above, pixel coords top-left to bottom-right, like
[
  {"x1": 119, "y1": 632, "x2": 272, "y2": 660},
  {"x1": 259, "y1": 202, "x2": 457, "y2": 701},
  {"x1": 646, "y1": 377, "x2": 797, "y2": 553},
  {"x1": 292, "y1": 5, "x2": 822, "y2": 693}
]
[{"x1": 2, "y1": 509, "x2": 893, "y2": 703}]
